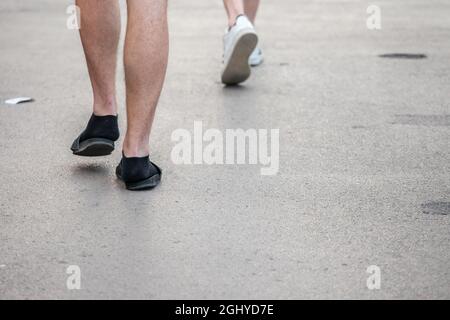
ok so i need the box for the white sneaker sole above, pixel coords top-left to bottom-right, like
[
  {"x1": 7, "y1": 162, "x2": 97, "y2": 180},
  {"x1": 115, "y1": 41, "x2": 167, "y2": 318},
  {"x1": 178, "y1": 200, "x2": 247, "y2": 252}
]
[{"x1": 221, "y1": 29, "x2": 258, "y2": 85}]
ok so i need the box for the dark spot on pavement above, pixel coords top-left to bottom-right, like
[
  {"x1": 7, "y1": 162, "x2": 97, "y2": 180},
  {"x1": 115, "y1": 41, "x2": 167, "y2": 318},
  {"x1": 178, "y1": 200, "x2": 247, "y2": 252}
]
[
  {"x1": 392, "y1": 114, "x2": 450, "y2": 127},
  {"x1": 421, "y1": 202, "x2": 450, "y2": 215},
  {"x1": 379, "y1": 53, "x2": 427, "y2": 59}
]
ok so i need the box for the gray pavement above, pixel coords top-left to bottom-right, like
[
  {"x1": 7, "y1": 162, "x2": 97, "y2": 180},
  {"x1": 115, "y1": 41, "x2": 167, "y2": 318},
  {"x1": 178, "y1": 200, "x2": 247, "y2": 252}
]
[{"x1": 0, "y1": 0, "x2": 449, "y2": 299}]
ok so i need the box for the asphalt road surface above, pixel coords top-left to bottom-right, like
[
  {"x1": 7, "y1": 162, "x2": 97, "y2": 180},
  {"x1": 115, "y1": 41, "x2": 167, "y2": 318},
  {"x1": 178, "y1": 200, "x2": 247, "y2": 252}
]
[{"x1": 0, "y1": 0, "x2": 449, "y2": 299}]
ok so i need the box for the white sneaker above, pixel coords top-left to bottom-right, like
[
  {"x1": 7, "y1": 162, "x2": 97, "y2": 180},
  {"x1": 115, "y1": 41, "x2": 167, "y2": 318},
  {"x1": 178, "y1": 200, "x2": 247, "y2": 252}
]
[
  {"x1": 221, "y1": 15, "x2": 258, "y2": 85},
  {"x1": 249, "y1": 47, "x2": 263, "y2": 67}
]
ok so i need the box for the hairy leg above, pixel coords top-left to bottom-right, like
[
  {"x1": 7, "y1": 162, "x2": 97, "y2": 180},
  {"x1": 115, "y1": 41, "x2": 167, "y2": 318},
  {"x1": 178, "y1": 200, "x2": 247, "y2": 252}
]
[
  {"x1": 123, "y1": 0, "x2": 169, "y2": 157},
  {"x1": 76, "y1": 0, "x2": 120, "y2": 116}
]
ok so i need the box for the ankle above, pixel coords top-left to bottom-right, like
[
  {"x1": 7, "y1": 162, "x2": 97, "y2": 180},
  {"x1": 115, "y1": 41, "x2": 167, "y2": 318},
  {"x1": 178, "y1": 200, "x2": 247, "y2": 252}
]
[
  {"x1": 228, "y1": 13, "x2": 245, "y2": 28},
  {"x1": 93, "y1": 99, "x2": 118, "y2": 116},
  {"x1": 123, "y1": 138, "x2": 149, "y2": 158}
]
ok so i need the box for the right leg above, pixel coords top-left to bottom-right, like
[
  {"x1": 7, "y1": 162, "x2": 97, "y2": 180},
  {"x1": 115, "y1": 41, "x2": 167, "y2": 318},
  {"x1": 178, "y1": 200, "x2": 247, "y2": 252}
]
[
  {"x1": 122, "y1": 0, "x2": 169, "y2": 158},
  {"x1": 71, "y1": 0, "x2": 121, "y2": 156},
  {"x1": 115, "y1": 0, "x2": 168, "y2": 190},
  {"x1": 244, "y1": 0, "x2": 260, "y2": 25},
  {"x1": 244, "y1": 0, "x2": 263, "y2": 67}
]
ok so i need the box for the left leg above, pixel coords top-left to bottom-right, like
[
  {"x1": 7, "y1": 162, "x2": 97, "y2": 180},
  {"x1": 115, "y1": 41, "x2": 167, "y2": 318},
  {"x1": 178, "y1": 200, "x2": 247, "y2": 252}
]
[{"x1": 70, "y1": 0, "x2": 121, "y2": 157}]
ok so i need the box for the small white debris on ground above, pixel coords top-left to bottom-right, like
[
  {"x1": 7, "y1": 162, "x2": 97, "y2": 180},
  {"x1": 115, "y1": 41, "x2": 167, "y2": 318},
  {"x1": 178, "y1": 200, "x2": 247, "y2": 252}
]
[{"x1": 5, "y1": 97, "x2": 34, "y2": 105}]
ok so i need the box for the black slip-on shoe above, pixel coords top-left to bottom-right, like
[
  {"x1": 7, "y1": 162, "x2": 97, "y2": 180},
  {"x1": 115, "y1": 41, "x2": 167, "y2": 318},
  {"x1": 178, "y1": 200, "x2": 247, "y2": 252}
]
[
  {"x1": 116, "y1": 155, "x2": 162, "y2": 191},
  {"x1": 71, "y1": 114, "x2": 119, "y2": 157}
]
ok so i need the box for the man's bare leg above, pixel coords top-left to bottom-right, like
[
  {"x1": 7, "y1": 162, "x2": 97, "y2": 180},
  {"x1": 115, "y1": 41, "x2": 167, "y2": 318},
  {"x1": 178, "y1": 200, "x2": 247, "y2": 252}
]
[
  {"x1": 123, "y1": 0, "x2": 169, "y2": 157},
  {"x1": 76, "y1": 0, "x2": 120, "y2": 116},
  {"x1": 244, "y1": 0, "x2": 260, "y2": 24},
  {"x1": 71, "y1": 0, "x2": 121, "y2": 157},
  {"x1": 221, "y1": 0, "x2": 259, "y2": 84},
  {"x1": 223, "y1": 0, "x2": 245, "y2": 27}
]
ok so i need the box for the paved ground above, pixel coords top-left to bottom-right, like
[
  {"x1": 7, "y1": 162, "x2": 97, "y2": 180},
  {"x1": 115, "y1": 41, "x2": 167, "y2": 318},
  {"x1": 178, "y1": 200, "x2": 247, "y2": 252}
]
[{"x1": 0, "y1": 0, "x2": 449, "y2": 299}]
